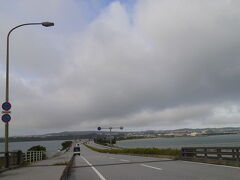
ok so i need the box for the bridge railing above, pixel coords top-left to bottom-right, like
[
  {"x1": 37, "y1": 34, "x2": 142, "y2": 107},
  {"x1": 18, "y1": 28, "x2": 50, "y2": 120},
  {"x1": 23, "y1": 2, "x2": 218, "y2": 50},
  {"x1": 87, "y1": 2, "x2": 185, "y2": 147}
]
[
  {"x1": 24, "y1": 151, "x2": 44, "y2": 163},
  {"x1": 181, "y1": 147, "x2": 240, "y2": 161},
  {"x1": 0, "y1": 151, "x2": 24, "y2": 168},
  {"x1": 0, "y1": 151, "x2": 44, "y2": 168}
]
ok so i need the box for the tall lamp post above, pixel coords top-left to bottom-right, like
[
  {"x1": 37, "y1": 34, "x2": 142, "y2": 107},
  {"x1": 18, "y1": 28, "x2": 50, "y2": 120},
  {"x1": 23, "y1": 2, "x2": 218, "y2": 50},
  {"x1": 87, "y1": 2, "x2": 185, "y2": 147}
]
[
  {"x1": 2, "y1": 22, "x2": 54, "y2": 168},
  {"x1": 97, "y1": 126, "x2": 124, "y2": 148}
]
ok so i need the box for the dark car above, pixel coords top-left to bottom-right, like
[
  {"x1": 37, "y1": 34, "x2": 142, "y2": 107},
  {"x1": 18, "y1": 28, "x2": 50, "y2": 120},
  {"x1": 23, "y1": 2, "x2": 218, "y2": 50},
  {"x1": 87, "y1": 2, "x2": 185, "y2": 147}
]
[{"x1": 73, "y1": 146, "x2": 80, "y2": 156}]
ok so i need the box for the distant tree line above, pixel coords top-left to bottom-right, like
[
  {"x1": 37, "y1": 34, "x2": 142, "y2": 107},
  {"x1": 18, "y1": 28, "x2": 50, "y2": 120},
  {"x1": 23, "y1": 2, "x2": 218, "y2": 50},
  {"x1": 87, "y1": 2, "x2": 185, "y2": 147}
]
[
  {"x1": 28, "y1": 145, "x2": 47, "y2": 159},
  {"x1": 61, "y1": 141, "x2": 73, "y2": 151},
  {"x1": 94, "y1": 138, "x2": 116, "y2": 145}
]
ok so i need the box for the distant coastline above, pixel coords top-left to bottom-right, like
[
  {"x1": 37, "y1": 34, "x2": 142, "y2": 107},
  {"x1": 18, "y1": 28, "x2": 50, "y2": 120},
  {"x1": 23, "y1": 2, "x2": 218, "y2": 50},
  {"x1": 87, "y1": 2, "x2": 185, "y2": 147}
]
[
  {"x1": 116, "y1": 132, "x2": 239, "y2": 142},
  {"x1": 1, "y1": 127, "x2": 240, "y2": 143}
]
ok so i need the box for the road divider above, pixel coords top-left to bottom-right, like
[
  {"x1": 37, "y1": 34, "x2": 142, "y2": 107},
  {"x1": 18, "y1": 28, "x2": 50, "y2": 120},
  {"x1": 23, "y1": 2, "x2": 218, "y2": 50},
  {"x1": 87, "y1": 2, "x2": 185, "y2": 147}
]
[{"x1": 60, "y1": 154, "x2": 75, "y2": 180}]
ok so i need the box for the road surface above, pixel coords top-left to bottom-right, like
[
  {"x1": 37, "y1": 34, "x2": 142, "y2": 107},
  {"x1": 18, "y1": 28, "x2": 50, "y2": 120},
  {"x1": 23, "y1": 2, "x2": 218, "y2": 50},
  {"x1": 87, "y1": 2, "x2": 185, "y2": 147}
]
[
  {"x1": 69, "y1": 144, "x2": 240, "y2": 180},
  {"x1": 0, "y1": 151, "x2": 72, "y2": 180}
]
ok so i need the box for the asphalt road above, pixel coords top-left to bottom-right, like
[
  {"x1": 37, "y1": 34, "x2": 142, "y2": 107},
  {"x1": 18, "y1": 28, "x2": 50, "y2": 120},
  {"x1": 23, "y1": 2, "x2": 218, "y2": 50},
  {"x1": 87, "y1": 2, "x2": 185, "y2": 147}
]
[
  {"x1": 0, "y1": 151, "x2": 72, "y2": 180},
  {"x1": 69, "y1": 144, "x2": 240, "y2": 180}
]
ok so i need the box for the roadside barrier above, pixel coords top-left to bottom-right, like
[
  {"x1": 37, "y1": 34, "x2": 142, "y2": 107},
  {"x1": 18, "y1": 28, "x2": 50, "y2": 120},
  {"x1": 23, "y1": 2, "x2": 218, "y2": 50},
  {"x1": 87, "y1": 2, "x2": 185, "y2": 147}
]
[
  {"x1": 24, "y1": 151, "x2": 44, "y2": 163},
  {"x1": 0, "y1": 151, "x2": 24, "y2": 168},
  {"x1": 182, "y1": 147, "x2": 240, "y2": 161},
  {"x1": 59, "y1": 154, "x2": 75, "y2": 180},
  {"x1": 0, "y1": 150, "x2": 44, "y2": 169}
]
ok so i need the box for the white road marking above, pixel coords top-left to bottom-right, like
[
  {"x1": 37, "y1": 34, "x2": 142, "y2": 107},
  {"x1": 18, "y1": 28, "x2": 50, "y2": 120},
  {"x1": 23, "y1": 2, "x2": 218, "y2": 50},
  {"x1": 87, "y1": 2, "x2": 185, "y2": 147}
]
[
  {"x1": 81, "y1": 156, "x2": 106, "y2": 180},
  {"x1": 110, "y1": 157, "x2": 115, "y2": 160},
  {"x1": 120, "y1": 159, "x2": 130, "y2": 162},
  {"x1": 141, "y1": 164, "x2": 163, "y2": 171},
  {"x1": 182, "y1": 160, "x2": 240, "y2": 170}
]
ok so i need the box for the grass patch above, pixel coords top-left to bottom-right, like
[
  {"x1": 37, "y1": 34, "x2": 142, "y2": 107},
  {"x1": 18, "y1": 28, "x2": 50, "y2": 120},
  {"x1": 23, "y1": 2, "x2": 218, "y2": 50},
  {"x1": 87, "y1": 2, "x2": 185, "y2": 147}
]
[
  {"x1": 53, "y1": 161, "x2": 69, "y2": 166},
  {"x1": 84, "y1": 143, "x2": 180, "y2": 158}
]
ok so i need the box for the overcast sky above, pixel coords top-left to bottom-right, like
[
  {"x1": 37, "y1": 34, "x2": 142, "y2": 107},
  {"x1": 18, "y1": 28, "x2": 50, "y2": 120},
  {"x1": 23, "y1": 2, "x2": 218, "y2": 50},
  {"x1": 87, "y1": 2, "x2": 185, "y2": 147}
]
[{"x1": 1, "y1": 0, "x2": 240, "y2": 136}]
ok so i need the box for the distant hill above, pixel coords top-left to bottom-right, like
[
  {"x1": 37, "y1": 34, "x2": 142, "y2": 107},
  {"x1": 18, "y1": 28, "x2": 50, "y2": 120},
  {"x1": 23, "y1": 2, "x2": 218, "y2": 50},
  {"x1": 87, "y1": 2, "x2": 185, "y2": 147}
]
[
  {"x1": 1, "y1": 127, "x2": 240, "y2": 142},
  {"x1": 0, "y1": 130, "x2": 126, "y2": 142}
]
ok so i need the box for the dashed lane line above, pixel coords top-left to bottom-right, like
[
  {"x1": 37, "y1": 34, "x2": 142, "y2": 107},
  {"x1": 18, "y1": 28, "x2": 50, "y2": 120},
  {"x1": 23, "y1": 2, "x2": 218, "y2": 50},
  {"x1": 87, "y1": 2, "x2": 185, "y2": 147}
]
[
  {"x1": 81, "y1": 156, "x2": 106, "y2": 180},
  {"x1": 120, "y1": 159, "x2": 130, "y2": 162},
  {"x1": 141, "y1": 164, "x2": 163, "y2": 171}
]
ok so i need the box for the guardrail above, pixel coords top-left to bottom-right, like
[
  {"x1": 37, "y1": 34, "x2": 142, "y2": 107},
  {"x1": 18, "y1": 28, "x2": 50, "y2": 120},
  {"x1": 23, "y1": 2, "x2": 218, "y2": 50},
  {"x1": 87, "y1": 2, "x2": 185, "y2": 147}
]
[
  {"x1": 0, "y1": 151, "x2": 24, "y2": 168},
  {"x1": 0, "y1": 151, "x2": 45, "y2": 168},
  {"x1": 24, "y1": 151, "x2": 44, "y2": 163},
  {"x1": 181, "y1": 147, "x2": 240, "y2": 161}
]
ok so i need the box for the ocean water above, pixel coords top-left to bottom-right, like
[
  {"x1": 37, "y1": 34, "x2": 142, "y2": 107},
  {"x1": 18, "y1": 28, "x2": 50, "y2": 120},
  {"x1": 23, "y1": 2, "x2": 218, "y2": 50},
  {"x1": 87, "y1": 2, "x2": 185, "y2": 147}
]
[
  {"x1": 116, "y1": 134, "x2": 240, "y2": 149},
  {"x1": 0, "y1": 140, "x2": 64, "y2": 157}
]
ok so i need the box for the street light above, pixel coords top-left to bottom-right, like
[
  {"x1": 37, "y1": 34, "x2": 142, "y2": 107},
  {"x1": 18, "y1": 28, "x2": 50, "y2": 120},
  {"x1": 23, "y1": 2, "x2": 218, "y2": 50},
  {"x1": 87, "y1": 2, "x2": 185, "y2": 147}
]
[
  {"x1": 41, "y1": 22, "x2": 54, "y2": 27},
  {"x1": 3, "y1": 22, "x2": 54, "y2": 168},
  {"x1": 97, "y1": 126, "x2": 124, "y2": 148}
]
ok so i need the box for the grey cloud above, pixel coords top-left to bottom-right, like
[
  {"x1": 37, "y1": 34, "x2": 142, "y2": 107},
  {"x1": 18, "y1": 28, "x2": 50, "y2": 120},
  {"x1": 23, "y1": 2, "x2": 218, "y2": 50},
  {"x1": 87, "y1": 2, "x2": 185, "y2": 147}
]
[{"x1": 1, "y1": 0, "x2": 240, "y2": 135}]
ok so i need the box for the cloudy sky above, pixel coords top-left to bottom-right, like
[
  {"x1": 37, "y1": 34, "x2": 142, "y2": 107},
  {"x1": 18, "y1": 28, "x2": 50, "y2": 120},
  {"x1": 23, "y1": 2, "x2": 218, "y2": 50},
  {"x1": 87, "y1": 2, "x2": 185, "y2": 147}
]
[{"x1": 1, "y1": 0, "x2": 240, "y2": 136}]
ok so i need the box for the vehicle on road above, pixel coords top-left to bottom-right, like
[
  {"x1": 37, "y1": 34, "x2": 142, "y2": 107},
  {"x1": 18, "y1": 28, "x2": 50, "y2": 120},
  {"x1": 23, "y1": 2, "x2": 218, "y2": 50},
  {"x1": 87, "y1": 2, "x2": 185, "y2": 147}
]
[{"x1": 73, "y1": 146, "x2": 81, "y2": 155}]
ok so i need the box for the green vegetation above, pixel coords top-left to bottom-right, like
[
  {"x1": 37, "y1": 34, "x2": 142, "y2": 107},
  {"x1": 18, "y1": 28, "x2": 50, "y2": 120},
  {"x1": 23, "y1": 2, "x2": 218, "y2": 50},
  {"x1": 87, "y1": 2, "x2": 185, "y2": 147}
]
[
  {"x1": 61, "y1": 141, "x2": 73, "y2": 151},
  {"x1": 94, "y1": 138, "x2": 116, "y2": 146},
  {"x1": 28, "y1": 145, "x2": 47, "y2": 159},
  {"x1": 28, "y1": 145, "x2": 46, "y2": 151},
  {"x1": 116, "y1": 136, "x2": 157, "y2": 141},
  {"x1": 84, "y1": 143, "x2": 180, "y2": 158},
  {"x1": 53, "y1": 161, "x2": 69, "y2": 166}
]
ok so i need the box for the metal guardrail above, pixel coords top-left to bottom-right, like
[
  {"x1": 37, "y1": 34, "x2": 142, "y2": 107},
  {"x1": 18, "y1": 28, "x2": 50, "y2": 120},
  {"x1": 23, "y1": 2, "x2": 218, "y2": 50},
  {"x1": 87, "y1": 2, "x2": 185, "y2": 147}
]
[
  {"x1": 181, "y1": 147, "x2": 240, "y2": 161},
  {"x1": 0, "y1": 151, "x2": 23, "y2": 168},
  {"x1": 0, "y1": 151, "x2": 44, "y2": 168}
]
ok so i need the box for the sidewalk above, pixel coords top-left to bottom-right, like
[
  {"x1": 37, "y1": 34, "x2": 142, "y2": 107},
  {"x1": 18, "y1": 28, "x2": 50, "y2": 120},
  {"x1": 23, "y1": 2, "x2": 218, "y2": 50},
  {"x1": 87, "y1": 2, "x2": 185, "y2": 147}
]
[{"x1": 0, "y1": 151, "x2": 73, "y2": 180}]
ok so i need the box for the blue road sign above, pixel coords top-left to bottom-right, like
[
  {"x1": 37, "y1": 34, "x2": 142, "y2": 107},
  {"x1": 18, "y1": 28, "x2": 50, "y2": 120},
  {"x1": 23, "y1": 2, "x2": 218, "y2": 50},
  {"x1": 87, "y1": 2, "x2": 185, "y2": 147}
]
[
  {"x1": 2, "y1": 114, "x2": 11, "y2": 123},
  {"x1": 2, "y1": 102, "x2": 11, "y2": 111},
  {"x1": 97, "y1": 127, "x2": 101, "y2": 131}
]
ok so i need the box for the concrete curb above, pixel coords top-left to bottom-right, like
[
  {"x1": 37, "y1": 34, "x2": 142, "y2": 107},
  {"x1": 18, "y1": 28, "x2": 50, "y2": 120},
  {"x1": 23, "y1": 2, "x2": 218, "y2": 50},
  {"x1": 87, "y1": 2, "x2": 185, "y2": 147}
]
[{"x1": 59, "y1": 154, "x2": 75, "y2": 180}]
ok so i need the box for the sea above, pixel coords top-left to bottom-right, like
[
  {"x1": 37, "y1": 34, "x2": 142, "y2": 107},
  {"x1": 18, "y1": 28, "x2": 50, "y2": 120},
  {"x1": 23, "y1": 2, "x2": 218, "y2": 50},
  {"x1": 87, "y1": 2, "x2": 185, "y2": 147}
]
[
  {"x1": 116, "y1": 134, "x2": 240, "y2": 149},
  {"x1": 1, "y1": 134, "x2": 240, "y2": 157},
  {"x1": 0, "y1": 140, "x2": 64, "y2": 157}
]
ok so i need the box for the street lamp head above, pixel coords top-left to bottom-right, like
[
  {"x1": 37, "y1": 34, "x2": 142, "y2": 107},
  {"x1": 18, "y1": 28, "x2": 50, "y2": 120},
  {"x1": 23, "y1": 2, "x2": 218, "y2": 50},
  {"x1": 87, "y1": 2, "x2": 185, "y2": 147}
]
[{"x1": 41, "y1": 22, "x2": 54, "y2": 27}]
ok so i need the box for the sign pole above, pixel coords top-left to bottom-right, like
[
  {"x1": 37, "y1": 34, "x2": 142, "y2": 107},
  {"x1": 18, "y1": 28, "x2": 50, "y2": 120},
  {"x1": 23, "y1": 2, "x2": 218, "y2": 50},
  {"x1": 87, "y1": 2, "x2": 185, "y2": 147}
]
[
  {"x1": 109, "y1": 128, "x2": 112, "y2": 149},
  {"x1": 5, "y1": 123, "x2": 9, "y2": 168},
  {"x1": 2, "y1": 102, "x2": 11, "y2": 168},
  {"x1": 4, "y1": 29, "x2": 10, "y2": 168},
  {"x1": 97, "y1": 126, "x2": 123, "y2": 148}
]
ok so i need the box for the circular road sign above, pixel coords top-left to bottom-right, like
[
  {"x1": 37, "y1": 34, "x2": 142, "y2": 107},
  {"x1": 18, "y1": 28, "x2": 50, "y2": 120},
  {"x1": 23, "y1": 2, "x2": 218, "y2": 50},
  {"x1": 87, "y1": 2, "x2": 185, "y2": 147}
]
[
  {"x1": 2, "y1": 102, "x2": 11, "y2": 111},
  {"x1": 2, "y1": 114, "x2": 11, "y2": 123},
  {"x1": 97, "y1": 127, "x2": 101, "y2": 131}
]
